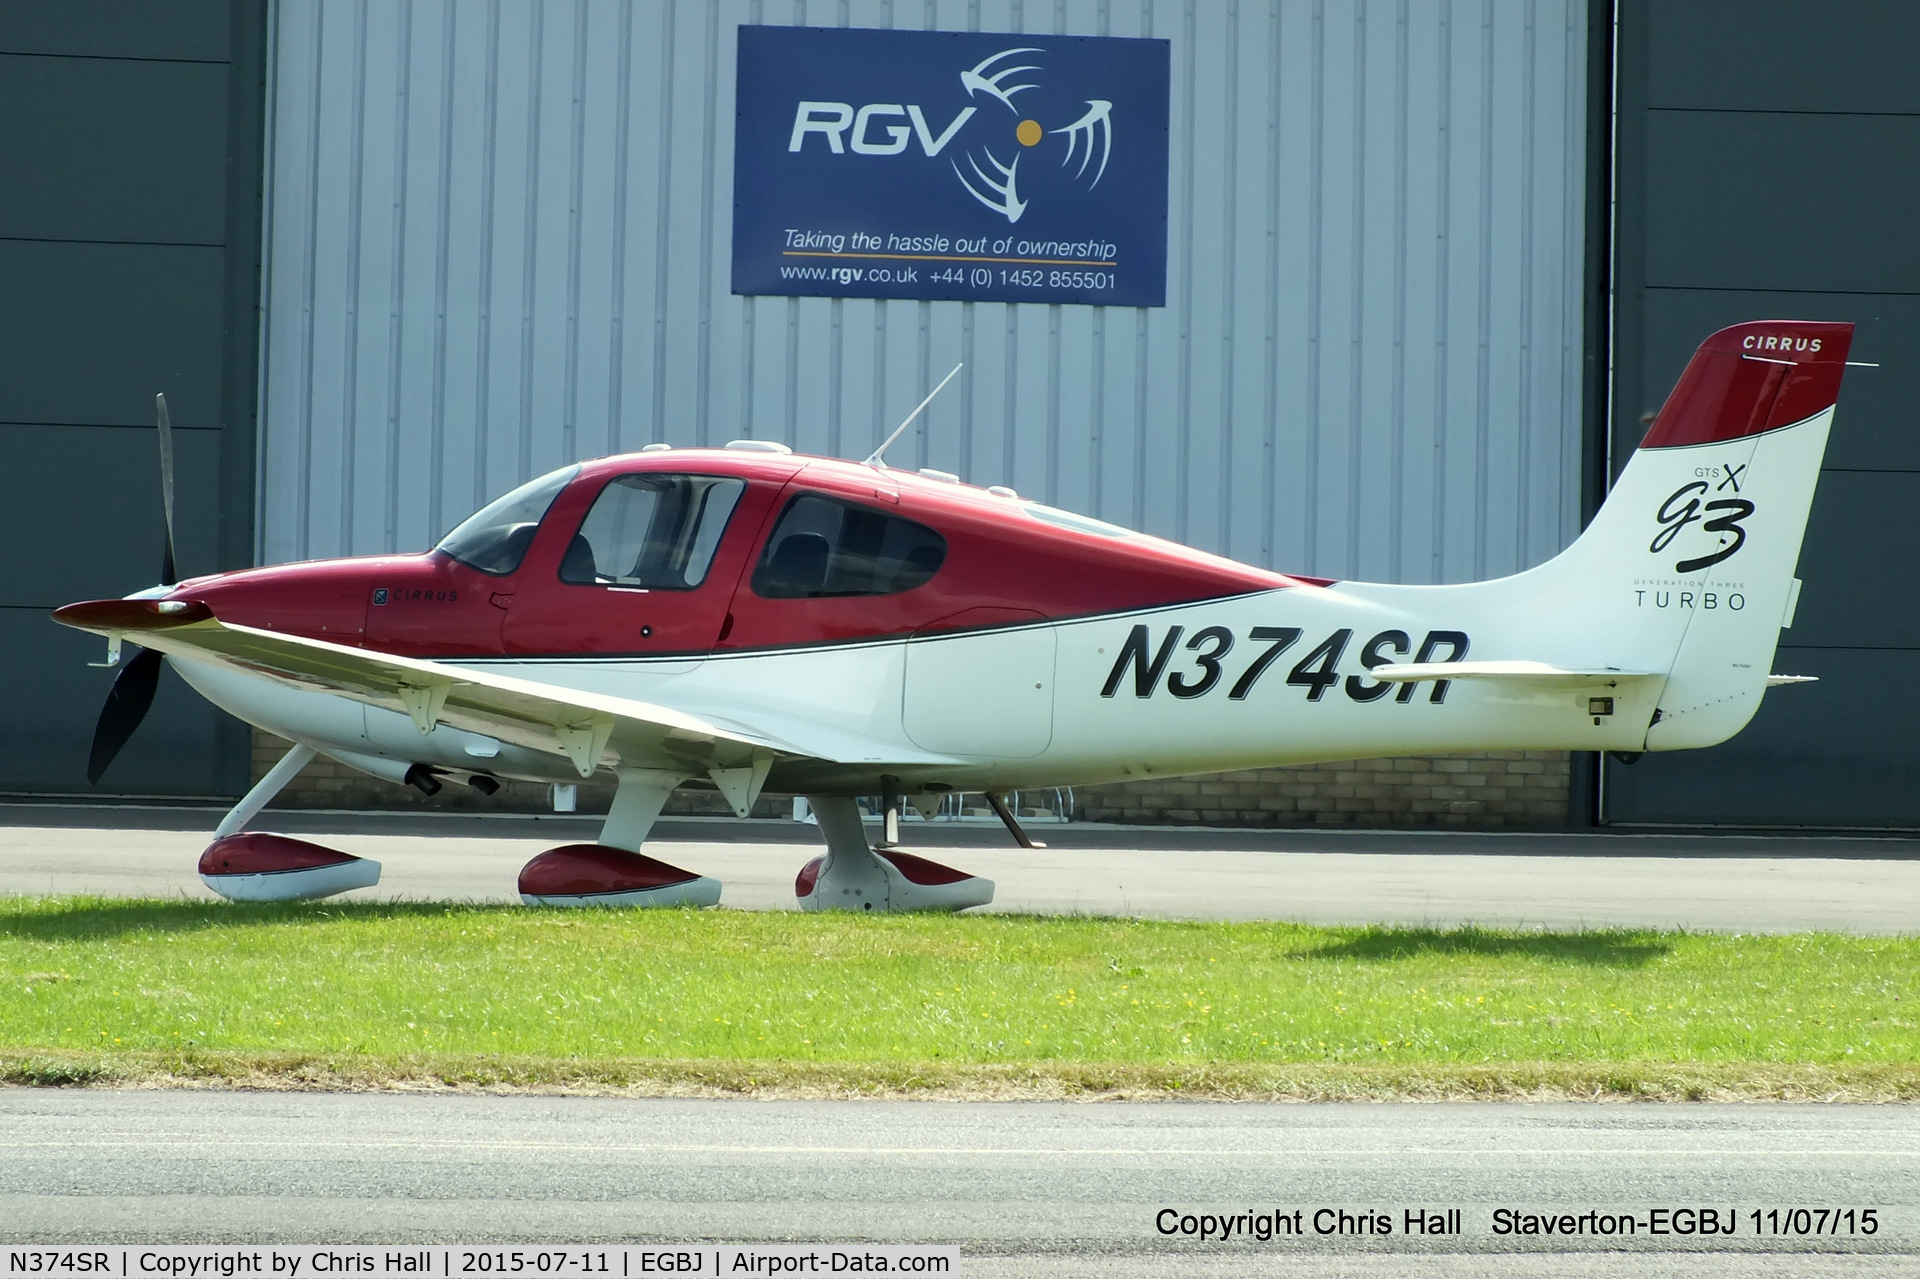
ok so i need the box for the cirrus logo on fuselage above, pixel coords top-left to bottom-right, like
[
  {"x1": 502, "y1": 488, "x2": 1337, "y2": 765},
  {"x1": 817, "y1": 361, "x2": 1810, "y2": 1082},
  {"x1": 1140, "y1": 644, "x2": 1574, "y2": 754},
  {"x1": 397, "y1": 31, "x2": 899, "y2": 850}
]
[{"x1": 372, "y1": 588, "x2": 457, "y2": 606}]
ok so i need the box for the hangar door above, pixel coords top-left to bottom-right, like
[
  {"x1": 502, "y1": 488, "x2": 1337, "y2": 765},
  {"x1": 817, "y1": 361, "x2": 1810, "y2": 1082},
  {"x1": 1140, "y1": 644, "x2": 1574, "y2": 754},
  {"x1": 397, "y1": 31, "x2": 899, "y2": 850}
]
[
  {"x1": 0, "y1": 1, "x2": 264, "y2": 799},
  {"x1": 1601, "y1": 0, "x2": 1920, "y2": 827}
]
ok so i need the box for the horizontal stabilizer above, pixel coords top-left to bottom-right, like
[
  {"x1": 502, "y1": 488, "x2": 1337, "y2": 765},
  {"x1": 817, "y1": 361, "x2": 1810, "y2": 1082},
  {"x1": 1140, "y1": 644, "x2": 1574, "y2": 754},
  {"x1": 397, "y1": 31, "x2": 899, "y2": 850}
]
[{"x1": 1371, "y1": 660, "x2": 1662, "y2": 689}]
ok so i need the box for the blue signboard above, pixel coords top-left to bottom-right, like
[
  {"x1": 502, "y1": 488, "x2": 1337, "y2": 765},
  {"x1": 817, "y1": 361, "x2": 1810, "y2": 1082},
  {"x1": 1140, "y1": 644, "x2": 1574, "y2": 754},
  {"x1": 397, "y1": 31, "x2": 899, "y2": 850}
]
[{"x1": 732, "y1": 25, "x2": 1170, "y2": 308}]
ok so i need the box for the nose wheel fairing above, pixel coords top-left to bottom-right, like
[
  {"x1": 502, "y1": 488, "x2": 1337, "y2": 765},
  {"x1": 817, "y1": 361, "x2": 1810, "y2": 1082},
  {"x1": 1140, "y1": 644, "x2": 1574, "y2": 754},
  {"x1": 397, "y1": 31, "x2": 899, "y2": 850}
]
[{"x1": 197, "y1": 741, "x2": 384, "y2": 902}]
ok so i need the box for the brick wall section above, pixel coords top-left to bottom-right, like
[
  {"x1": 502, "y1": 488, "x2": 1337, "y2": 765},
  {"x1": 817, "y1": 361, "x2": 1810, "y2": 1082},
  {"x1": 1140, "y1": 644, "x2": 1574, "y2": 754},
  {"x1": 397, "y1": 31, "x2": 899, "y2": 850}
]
[
  {"x1": 1076, "y1": 751, "x2": 1571, "y2": 827},
  {"x1": 249, "y1": 729, "x2": 1570, "y2": 828}
]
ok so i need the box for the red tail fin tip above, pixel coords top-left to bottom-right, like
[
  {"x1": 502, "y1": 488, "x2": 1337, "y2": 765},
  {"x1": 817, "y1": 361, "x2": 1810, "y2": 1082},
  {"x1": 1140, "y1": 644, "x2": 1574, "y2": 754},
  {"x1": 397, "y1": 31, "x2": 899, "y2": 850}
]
[{"x1": 1640, "y1": 320, "x2": 1853, "y2": 450}]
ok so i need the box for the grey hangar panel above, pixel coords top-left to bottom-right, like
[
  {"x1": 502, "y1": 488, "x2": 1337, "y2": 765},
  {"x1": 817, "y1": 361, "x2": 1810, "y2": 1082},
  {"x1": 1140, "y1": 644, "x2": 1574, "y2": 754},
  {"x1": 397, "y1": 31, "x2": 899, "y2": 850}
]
[
  {"x1": 0, "y1": 0, "x2": 235, "y2": 63},
  {"x1": 0, "y1": 0, "x2": 264, "y2": 800},
  {"x1": 0, "y1": 242, "x2": 230, "y2": 429},
  {"x1": 1, "y1": 610, "x2": 245, "y2": 798},
  {"x1": 1603, "y1": 0, "x2": 1920, "y2": 828},
  {"x1": 1, "y1": 423, "x2": 225, "y2": 608},
  {"x1": 0, "y1": 52, "x2": 231, "y2": 247}
]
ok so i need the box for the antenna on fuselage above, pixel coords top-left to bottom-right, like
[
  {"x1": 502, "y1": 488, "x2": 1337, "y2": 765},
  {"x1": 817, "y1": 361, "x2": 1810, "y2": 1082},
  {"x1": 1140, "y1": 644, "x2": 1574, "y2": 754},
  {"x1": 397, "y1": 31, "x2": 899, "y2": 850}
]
[{"x1": 863, "y1": 363, "x2": 963, "y2": 468}]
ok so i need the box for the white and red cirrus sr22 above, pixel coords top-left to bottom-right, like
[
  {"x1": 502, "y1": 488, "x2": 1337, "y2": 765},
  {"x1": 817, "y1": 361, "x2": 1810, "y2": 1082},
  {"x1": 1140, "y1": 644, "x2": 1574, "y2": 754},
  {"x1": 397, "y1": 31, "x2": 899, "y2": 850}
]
[{"x1": 56, "y1": 320, "x2": 1851, "y2": 910}]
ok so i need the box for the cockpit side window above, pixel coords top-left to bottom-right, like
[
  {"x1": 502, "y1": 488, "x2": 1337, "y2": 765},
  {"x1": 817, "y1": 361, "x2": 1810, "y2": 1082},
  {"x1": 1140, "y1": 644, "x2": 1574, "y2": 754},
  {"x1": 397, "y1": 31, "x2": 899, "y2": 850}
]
[
  {"x1": 751, "y1": 494, "x2": 947, "y2": 598},
  {"x1": 436, "y1": 465, "x2": 580, "y2": 576},
  {"x1": 559, "y1": 473, "x2": 746, "y2": 589}
]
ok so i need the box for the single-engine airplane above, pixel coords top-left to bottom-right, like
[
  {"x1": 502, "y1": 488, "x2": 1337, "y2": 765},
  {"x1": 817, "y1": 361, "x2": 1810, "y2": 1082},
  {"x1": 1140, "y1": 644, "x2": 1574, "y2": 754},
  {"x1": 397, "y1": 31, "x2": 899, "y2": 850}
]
[{"x1": 54, "y1": 320, "x2": 1851, "y2": 909}]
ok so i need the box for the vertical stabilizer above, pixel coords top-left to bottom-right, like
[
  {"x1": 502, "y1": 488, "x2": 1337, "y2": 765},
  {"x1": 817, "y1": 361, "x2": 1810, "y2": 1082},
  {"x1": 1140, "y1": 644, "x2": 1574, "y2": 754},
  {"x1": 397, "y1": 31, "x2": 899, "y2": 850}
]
[{"x1": 1571, "y1": 320, "x2": 1853, "y2": 748}]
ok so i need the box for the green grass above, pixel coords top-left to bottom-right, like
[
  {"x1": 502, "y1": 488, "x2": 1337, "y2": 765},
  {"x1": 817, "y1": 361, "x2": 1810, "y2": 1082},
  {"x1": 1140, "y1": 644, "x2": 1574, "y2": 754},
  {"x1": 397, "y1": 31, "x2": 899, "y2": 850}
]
[{"x1": 1, "y1": 896, "x2": 1916, "y2": 1099}]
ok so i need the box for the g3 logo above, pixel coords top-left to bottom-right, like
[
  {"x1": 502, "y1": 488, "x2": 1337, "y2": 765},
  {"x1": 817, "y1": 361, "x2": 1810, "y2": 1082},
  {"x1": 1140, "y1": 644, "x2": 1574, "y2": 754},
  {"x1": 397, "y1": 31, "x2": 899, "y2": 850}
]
[{"x1": 1651, "y1": 464, "x2": 1754, "y2": 573}]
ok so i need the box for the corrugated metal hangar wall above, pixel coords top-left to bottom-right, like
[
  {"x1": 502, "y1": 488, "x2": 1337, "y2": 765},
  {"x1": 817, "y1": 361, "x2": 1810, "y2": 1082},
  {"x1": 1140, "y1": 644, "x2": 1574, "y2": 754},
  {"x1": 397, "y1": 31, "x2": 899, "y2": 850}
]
[{"x1": 258, "y1": 0, "x2": 1592, "y2": 589}]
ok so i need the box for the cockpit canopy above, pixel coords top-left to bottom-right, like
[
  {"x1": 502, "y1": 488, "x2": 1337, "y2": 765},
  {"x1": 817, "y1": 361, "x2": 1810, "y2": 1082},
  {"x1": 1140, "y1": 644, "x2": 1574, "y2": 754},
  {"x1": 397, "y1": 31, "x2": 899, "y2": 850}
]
[
  {"x1": 414, "y1": 448, "x2": 1286, "y2": 657},
  {"x1": 437, "y1": 462, "x2": 950, "y2": 600}
]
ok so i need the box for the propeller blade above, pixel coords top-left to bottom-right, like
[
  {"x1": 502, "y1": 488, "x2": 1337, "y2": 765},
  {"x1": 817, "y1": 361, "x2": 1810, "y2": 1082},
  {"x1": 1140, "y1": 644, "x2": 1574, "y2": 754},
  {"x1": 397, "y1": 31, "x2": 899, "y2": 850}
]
[
  {"x1": 86, "y1": 647, "x2": 163, "y2": 786},
  {"x1": 156, "y1": 393, "x2": 177, "y2": 586}
]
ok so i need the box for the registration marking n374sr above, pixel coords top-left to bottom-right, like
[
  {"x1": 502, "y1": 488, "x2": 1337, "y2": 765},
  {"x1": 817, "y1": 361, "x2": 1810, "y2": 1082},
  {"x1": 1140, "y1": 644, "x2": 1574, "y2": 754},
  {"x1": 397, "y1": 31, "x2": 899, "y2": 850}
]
[{"x1": 1100, "y1": 624, "x2": 1470, "y2": 703}]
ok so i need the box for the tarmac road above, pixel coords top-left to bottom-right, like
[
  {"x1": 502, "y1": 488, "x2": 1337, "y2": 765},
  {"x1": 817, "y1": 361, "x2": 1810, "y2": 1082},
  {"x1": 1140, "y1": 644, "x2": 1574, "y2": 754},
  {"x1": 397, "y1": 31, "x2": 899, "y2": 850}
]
[
  {"x1": 0, "y1": 1091, "x2": 1914, "y2": 1277},
  {"x1": 3, "y1": 804, "x2": 1919, "y2": 932}
]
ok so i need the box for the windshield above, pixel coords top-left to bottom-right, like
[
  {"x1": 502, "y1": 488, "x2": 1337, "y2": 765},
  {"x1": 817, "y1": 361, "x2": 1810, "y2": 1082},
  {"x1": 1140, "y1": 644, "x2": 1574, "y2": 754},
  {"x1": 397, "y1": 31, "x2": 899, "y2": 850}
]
[{"x1": 436, "y1": 465, "x2": 580, "y2": 575}]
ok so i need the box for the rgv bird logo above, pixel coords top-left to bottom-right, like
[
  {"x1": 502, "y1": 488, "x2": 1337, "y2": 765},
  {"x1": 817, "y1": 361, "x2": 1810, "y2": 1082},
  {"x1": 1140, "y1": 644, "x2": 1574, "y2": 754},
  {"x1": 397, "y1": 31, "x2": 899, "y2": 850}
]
[
  {"x1": 787, "y1": 46, "x2": 1116, "y2": 224},
  {"x1": 951, "y1": 48, "x2": 1114, "y2": 222}
]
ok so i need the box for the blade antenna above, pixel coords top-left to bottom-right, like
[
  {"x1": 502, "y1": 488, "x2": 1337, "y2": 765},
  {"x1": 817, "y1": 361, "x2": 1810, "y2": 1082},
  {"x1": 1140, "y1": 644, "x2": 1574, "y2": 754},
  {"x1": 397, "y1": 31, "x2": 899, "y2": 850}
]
[
  {"x1": 864, "y1": 363, "x2": 963, "y2": 469},
  {"x1": 156, "y1": 393, "x2": 178, "y2": 585}
]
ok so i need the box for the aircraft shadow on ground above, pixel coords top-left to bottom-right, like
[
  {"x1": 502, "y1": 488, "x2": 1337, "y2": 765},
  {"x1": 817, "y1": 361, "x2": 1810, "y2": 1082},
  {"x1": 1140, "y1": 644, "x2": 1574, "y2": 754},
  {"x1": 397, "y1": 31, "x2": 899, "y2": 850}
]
[
  {"x1": 0, "y1": 898, "x2": 519, "y2": 942},
  {"x1": 1293, "y1": 925, "x2": 1673, "y2": 967},
  {"x1": 3, "y1": 901, "x2": 1676, "y2": 968}
]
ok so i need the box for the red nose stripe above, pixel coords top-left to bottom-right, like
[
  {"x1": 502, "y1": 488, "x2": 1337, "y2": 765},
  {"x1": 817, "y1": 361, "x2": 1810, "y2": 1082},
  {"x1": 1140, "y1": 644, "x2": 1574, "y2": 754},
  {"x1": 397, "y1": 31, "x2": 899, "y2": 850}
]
[
  {"x1": 198, "y1": 833, "x2": 361, "y2": 876},
  {"x1": 1640, "y1": 320, "x2": 1854, "y2": 450},
  {"x1": 518, "y1": 845, "x2": 702, "y2": 897}
]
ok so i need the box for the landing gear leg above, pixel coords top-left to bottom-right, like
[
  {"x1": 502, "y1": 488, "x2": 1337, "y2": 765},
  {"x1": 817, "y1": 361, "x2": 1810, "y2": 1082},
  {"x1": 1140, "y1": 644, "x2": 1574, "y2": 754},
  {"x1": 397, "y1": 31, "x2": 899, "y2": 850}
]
[
  {"x1": 796, "y1": 796, "x2": 894, "y2": 912},
  {"x1": 599, "y1": 767, "x2": 683, "y2": 852},
  {"x1": 214, "y1": 741, "x2": 316, "y2": 838},
  {"x1": 795, "y1": 795, "x2": 994, "y2": 913},
  {"x1": 200, "y1": 741, "x2": 382, "y2": 901},
  {"x1": 517, "y1": 767, "x2": 722, "y2": 907}
]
